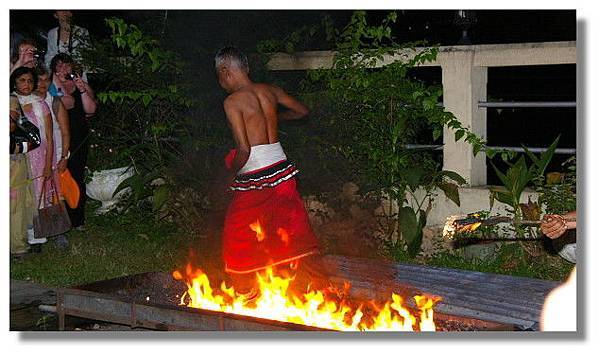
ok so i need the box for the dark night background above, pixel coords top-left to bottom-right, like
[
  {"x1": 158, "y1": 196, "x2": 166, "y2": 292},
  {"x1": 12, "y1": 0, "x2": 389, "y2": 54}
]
[{"x1": 10, "y1": 9, "x2": 577, "y2": 185}]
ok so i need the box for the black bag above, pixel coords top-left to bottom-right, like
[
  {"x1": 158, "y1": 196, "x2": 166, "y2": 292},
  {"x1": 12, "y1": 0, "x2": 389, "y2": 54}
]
[
  {"x1": 10, "y1": 94, "x2": 41, "y2": 154},
  {"x1": 33, "y1": 177, "x2": 72, "y2": 238}
]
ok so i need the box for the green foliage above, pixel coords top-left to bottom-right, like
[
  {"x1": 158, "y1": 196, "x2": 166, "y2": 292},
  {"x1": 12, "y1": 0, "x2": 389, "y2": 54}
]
[
  {"x1": 80, "y1": 18, "x2": 196, "y2": 217},
  {"x1": 298, "y1": 11, "x2": 478, "y2": 256},
  {"x1": 489, "y1": 136, "x2": 560, "y2": 238},
  {"x1": 490, "y1": 136, "x2": 560, "y2": 214},
  {"x1": 535, "y1": 156, "x2": 577, "y2": 215},
  {"x1": 82, "y1": 17, "x2": 192, "y2": 169}
]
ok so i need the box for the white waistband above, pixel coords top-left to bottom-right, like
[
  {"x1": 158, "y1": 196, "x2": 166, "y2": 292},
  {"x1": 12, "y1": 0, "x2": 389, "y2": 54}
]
[{"x1": 238, "y1": 142, "x2": 287, "y2": 174}]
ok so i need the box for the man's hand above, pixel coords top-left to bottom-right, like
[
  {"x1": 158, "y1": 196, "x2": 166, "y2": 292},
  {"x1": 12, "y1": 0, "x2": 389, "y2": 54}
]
[{"x1": 541, "y1": 214, "x2": 568, "y2": 239}]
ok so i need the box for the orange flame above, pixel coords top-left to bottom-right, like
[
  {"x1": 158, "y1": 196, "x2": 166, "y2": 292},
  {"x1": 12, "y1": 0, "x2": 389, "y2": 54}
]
[
  {"x1": 442, "y1": 215, "x2": 459, "y2": 240},
  {"x1": 443, "y1": 215, "x2": 482, "y2": 240},
  {"x1": 174, "y1": 220, "x2": 440, "y2": 331},
  {"x1": 277, "y1": 227, "x2": 289, "y2": 245},
  {"x1": 173, "y1": 264, "x2": 441, "y2": 331},
  {"x1": 250, "y1": 220, "x2": 265, "y2": 242}
]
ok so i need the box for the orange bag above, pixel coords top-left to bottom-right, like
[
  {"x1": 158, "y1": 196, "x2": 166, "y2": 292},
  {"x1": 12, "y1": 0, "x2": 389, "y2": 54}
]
[{"x1": 59, "y1": 168, "x2": 80, "y2": 209}]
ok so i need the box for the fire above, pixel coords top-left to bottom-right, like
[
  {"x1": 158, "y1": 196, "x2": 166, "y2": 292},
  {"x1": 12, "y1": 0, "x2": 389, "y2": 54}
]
[
  {"x1": 173, "y1": 219, "x2": 440, "y2": 331},
  {"x1": 173, "y1": 264, "x2": 441, "y2": 331},
  {"x1": 250, "y1": 220, "x2": 265, "y2": 242},
  {"x1": 442, "y1": 215, "x2": 482, "y2": 240},
  {"x1": 277, "y1": 227, "x2": 289, "y2": 245},
  {"x1": 442, "y1": 215, "x2": 459, "y2": 239}
]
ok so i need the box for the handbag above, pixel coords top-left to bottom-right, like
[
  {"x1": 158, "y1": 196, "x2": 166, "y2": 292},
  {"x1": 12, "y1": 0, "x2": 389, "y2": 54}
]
[{"x1": 33, "y1": 177, "x2": 72, "y2": 238}]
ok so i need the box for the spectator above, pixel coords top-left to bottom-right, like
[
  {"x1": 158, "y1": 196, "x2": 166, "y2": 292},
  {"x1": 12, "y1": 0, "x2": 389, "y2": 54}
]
[
  {"x1": 10, "y1": 95, "x2": 36, "y2": 256},
  {"x1": 35, "y1": 66, "x2": 71, "y2": 248},
  {"x1": 51, "y1": 53, "x2": 96, "y2": 231},
  {"x1": 10, "y1": 66, "x2": 54, "y2": 247},
  {"x1": 540, "y1": 210, "x2": 577, "y2": 263},
  {"x1": 45, "y1": 10, "x2": 91, "y2": 81},
  {"x1": 10, "y1": 38, "x2": 41, "y2": 75}
]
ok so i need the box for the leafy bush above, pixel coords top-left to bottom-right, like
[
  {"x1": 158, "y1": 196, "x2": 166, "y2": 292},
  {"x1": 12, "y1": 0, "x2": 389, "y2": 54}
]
[
  {"x1": 489, "y1": 136, "x2": 560, "y2": 224},
  {"x1": 535, "y1": 155, "x2": 576, "y2": 215},
  {"x1": 296, "y1": 11, "x2": 481, "y2": 256},
  {"x1": 80, "y1": 18, "x2": 222, "y2": 228}
]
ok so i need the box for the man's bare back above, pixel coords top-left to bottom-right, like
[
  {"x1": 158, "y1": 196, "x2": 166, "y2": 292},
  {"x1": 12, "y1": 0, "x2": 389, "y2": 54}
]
[
  {"x1": 224, "y1": 83, "x2": 281, "y2": 147},
  {"x1": 221, "y1": 80, "x2": 308, "y2": 174}
]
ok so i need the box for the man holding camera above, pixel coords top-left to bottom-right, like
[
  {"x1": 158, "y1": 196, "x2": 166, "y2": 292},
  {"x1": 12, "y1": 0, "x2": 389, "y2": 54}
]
[{"x1": 10, "y1": 38, "x2": 43, "y2": 75}]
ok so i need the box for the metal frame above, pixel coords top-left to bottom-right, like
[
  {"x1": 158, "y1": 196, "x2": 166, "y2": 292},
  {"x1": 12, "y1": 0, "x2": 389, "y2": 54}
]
[
  {"x1": 55, "y1": 286, "x2": 330, "y2": 331},
  {"x1": 478, "y1": 101, "x2": 576, "y2": 108},
  {"x1": 404, "y1": 144, "x2": 575, "y2": 155}
]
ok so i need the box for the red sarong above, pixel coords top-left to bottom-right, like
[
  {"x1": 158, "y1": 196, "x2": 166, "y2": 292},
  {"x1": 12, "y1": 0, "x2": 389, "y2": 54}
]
[{"x1": 222, "y1": 153, "x2": 320, "y2": 274}]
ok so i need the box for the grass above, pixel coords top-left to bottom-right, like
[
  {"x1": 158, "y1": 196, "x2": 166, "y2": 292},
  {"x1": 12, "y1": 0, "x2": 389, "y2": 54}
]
[
  {"x1": 10, "y1": 201, "x2": 207, "y2": 287},
  {"x1": 388, "y1": 241, "x2": 573, "y2": 281},
  {"x1": 11, "y1": 201, "x2": 574, "y2": 288}
]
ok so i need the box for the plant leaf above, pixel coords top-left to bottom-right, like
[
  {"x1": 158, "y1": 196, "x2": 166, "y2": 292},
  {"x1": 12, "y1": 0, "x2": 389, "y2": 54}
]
[
  {"x1": 454, "y1": 129, "x2": 465, "y2": 141},
  {"x1": 152, "y1": 184, "x2": 170, "y2": 211},
  {"x1": 399, "y1": 206, "x2": 418, "y2": 246},
  {"x1": 404, "y1": 167, "x2": 424, "y2": 191},
  {"x1": 437, "y1": 181, "x2": 460, "y2": 207},
  {"x1": 439, "y1": 170, "x2": 467, "y2": 185},
  {"x1": 406, "y1": 209, "x2": 426, "y2": 257}
]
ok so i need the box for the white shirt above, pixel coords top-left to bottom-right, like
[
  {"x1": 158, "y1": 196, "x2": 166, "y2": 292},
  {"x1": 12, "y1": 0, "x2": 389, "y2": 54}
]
[{"x1": 45, "y1": 25, "x2": 91, "y2": 72}]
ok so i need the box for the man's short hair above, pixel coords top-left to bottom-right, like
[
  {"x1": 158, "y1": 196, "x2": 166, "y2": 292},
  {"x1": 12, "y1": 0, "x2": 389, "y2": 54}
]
[
  {"x1": 10, "y1": 66, "x2": 38, "y2": 92},
  {"x1": 215, "y1": 46, "x2": 249, "y2": 73}
]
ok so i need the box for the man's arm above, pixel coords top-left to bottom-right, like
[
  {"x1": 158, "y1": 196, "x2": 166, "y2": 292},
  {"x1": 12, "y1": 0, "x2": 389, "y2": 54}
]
[
  {"x1": 224, "y1": 98, "x2": 250, "y2": 174},
  {"x1": 43, "y1": 112, "x2": 54, "y2": 178},
  {"x1": 56, "y1": 99, "x2": 71, "y2": 172},
  {"x1": 272, "y1": 85, "x2": 309, "y2": 120}
]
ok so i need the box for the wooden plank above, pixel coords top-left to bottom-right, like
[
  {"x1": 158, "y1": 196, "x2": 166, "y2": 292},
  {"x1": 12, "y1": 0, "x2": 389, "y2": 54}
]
[{"x1": 321, "y1": 255, "x2": 560, "y2": 328}]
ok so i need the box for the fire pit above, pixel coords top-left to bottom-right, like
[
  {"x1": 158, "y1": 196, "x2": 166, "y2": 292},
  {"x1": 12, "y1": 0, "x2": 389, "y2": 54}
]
[{"x1": 53, "y1": 255, "x2": 558, "y2": 331}]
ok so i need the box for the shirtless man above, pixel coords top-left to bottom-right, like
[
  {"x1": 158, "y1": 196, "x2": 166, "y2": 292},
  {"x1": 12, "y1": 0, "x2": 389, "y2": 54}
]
[{"x1": 215, "y1": 46, "x2": 327, "y2": 294}]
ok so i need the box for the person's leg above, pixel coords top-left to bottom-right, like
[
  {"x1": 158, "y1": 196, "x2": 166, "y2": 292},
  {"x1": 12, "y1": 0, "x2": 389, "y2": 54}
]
[
  {"x1": 227, "y1": 272, "x2": 258, "y2": 297},
  {"x1": 10, "y1": 157, "x2": 30, "y2": 255},
  {"x1": 287, "y1": 254, "x2": 334, "y2": 298},
  {"x1": 54, "y1": 234, "x2": 69, "y2": 249}
]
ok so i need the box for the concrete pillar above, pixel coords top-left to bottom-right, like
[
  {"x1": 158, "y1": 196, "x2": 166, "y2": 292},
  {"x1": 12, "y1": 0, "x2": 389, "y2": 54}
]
[{"x1": 441, "y1": 50, "x2": 488, "y2": 186}]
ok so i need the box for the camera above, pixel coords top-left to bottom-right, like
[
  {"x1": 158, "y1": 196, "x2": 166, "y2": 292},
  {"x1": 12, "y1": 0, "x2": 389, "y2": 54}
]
[
  {"x1": 32, "y1": 50, "x2": 45, "y2": 60},
  {"x1": 66, "y1": 73, "x2": 77, "y2": 80}
]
